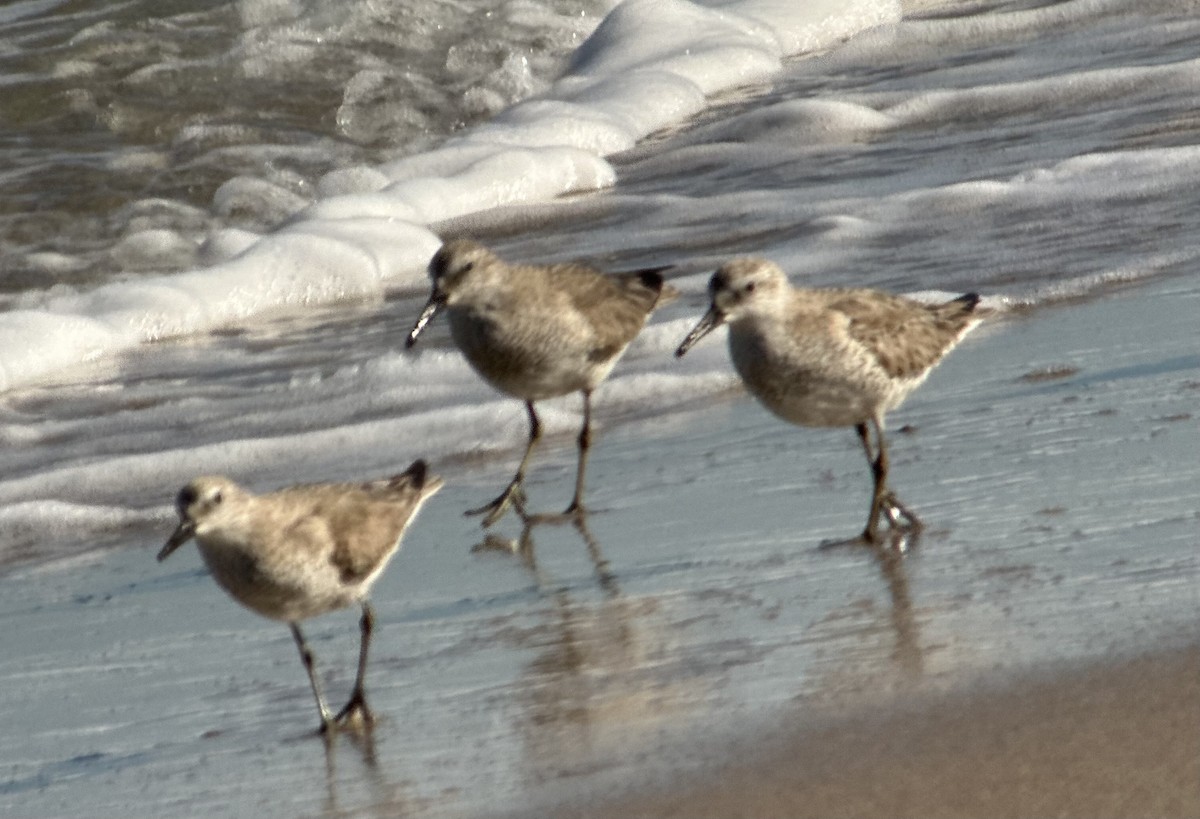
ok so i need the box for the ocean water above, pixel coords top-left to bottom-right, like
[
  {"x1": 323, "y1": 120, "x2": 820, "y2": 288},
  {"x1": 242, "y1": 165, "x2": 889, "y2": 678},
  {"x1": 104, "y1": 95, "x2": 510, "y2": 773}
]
[
  {"x1": 0, "y1": 0, "x2": 911, "y2": 562},
  {"x1": 3, "y1": 0, "x2": 1196, "y2": 565},
  {"x1": 1, "y1": 0, "x2": 1198, "y2": 815}
]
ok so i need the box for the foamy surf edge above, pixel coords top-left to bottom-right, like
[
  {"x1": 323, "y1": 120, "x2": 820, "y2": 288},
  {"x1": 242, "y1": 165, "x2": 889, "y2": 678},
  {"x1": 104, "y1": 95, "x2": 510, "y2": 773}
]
[{"x1": 0, "y1": 0, "x2": 899, "y2": 393}]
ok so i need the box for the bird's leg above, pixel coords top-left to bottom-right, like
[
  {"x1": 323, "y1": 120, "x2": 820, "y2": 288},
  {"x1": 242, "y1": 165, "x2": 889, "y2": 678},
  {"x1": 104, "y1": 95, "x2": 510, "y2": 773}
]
[
  {"x1": 563, "y1": 390, "x2": 592, "y2": 519},
  {"x1": 881, "y1": 490, "x2": 922, "y2": 531},
  {"x1": 856, "y1": 423, "x2": 883, "y2": 542},
  {"x1": 334, "y1": 602, "x2": 375, "y2": 728},
  {"x1": 858, "y1": 419, "x2": 921, "y2": 542},
  {"x1": 291, "y1": 623, "x2": 334, "y2": 733},
  {"x1": 859, "y1": 420, "x2": 892, "y2": 543},
  {"x1": 467, "y1": 401, "x2": 539, "y2": 527},
  {"x1": 855, "y1": 421, "x2": 877, "y2": 463},
  {"x1": 873, "y1": 416, "x2": 922, "y2": 533}
]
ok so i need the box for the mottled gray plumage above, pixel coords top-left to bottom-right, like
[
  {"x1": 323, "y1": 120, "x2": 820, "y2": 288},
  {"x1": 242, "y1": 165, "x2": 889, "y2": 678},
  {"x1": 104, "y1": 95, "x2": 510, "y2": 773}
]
[
  {"x1": 676, "y1": 258, "x2": 982, "y2": 543},
  {"x1": 159, "y1": 460, "x2": 443, "y2": 732},
  {"x1": 407, "y1": 239, "x2": 667, "y2": 525}
]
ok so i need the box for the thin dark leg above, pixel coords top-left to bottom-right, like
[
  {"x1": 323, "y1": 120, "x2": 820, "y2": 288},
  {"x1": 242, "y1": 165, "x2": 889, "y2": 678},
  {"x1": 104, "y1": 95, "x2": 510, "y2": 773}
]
[
  {"x1": 467, "y1": 401, "x2": 540, "y2": 526},
  {"x1": 292, "y1": 623, "x2": 333, "y2": 732},
  {"x1": 335, "y1": 602, "x2": 375, "y2": 727},
  {"x1": 859, "y1": 418, "x2": 921, "y2": 542},
  {"x1": 564, "y1": 390, "x2": 592, "y2": 517},
  {"x1": 855, "y1": 421, "x2": 877, "y2": 464},
  {"x1": 862, "y1": 420, "x2": 889, "y2": 543}
]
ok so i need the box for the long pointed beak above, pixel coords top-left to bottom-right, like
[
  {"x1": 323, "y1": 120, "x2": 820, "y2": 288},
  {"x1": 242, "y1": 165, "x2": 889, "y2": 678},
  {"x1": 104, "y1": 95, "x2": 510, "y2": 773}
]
[
  {"x1": 157, "y1": 519, "x2": 196, "y2": 562},
  {"x1": 675, "y1": 305, "x2": 726, "y2": 358},
  {"x1": 405, "y1": 290, "x2": 445, "y2": 348}
]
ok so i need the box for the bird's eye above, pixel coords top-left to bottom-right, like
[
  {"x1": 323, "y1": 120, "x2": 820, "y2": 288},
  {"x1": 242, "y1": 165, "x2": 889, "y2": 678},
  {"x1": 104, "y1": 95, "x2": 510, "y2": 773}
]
[
  {"x1": 177, "y1": 486, "x2": 197, "y2": 510},
  {"x1": 460, "y1": 261, "x2": 475, "y2": 274},
  {"x1": 211, "y1": 490, "x2": 223, "y2": 505},
  {"x1": 745, "y1": 281, "x2": 757, "y2": 294}
]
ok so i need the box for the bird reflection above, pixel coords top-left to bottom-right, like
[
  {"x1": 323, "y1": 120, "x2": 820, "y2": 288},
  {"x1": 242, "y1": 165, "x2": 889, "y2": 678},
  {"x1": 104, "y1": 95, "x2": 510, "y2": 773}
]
[
  {"x1": 472, "y1": 509, "x2": 618, "y2": 596},
  {"x1": 823, "y1": 528, "x2": 924, "y2": 679},
  {"x1": 316, "y1": 691, "x2": 417, "y2": 817},
  {"x1": 474, "y1": 512, "x2": 701, "y2": 788},
  {"x1": 319, "y1": 725, "x2": 373, "y2": 815},
  {"x1": 868, "y1": 534, "x2": 923, "y2": 677}
]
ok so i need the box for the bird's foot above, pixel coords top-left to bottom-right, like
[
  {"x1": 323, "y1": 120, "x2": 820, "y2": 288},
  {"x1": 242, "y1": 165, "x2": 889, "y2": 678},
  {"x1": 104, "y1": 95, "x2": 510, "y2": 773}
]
[
  {"x1": 881, "y1": 492, "x2": 922, "y2": 532},
  {"x1": 328, "y1": 689, "x2": 373, "y2": 733},
  {"x1": 465, "y1": 484, "x2": 527, "y2": 528},
  {"x1": 521, "y1": 499, "x2": 587, "y2": 527}
]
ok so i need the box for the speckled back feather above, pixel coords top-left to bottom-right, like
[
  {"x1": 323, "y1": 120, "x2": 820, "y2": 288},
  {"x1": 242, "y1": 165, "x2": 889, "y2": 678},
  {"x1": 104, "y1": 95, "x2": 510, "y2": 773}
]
[{"x1": 829, "y1": 290, "x2": 981, "y2": 380}]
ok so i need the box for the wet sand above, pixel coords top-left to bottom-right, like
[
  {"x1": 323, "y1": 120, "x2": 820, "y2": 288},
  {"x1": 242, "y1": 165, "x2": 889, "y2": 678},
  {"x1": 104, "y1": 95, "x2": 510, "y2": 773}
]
[
  {"x1": 0, "y1": 278, "x2": 1197, "y2": 817},
  {"x1": 484, "y1": 275, "x2": 1200, "y2": 819},
  {"x1": 541, "y1": 642, "x2": 1200, "y2": 819}
]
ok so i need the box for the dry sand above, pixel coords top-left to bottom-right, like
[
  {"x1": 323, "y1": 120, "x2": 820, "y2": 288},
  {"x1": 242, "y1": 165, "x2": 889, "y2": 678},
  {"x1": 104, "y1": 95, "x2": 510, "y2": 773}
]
[{"x1": 543, "y1": 642, "x2": 1200, "y2": 819}]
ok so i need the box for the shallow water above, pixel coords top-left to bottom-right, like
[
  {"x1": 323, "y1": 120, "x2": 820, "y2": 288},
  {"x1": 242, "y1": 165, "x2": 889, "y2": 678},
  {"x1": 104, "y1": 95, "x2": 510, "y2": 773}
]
[
  {"x1": 1, "y1": 275, "x2": 1197, "y2": 816},
  {"x1": 5, "y1": 0, "x2": 1199, "y2": 568},
  {"x1": 1, "y1": 0, "x2": 1199, "y2": 815},
  {"x1": 1, "y1": 0, "x2": 615, "y2": 284}
]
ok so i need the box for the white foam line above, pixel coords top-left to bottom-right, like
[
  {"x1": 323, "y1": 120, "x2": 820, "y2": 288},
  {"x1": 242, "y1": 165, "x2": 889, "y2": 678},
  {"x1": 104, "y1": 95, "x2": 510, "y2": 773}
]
[{"x1": 0, "y1": 0, "x2": 900, "y2": 394}]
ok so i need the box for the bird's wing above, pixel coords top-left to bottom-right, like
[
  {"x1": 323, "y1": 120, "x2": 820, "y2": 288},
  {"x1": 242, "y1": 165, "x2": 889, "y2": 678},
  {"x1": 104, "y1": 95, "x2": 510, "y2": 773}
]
[
  {"x1": 325, "y1": 493, "x2": 412, "y2": 583},
  {"x1": 271, "y1": 484, "x2": 412, "y2": 584},
  {"x1": 553, "y1": 263, "x2": 666, "y2": 361},
  {"x1": 827, "y1": 290, "x2": 979, "y2": 380}
]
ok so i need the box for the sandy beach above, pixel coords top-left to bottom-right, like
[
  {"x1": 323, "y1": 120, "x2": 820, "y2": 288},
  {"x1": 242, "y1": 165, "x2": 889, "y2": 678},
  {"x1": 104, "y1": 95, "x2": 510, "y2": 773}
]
[
  {"x1": 539, "y1": 643, "x2": 1200, "y2": 819},
  {"x1": 4, "y1": 1, "x2": 1200, "y2": 815}
]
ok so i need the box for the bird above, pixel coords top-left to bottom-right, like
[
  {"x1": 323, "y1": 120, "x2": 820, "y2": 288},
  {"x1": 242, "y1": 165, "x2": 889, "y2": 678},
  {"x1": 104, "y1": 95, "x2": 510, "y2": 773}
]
[
  {"x1": 675, "y1": 258, "x2": 983, "y2": 543},
  {"x1": 405, "y1": 238, "x2": 668, "y2": 526},
  {"x1": 158, "y1": 459, "x2": 443, "y2": 732}
]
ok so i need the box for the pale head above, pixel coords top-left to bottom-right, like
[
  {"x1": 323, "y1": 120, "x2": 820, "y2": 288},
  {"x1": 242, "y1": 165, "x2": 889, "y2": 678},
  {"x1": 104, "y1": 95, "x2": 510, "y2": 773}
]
[
  {"x1": 158, "y1": 476, "x2": 242, "y2": 562},
  {"x1": 406, "y1": 239, "x2": 502, "y2": 348},
  {"x1": 675, "y1": 258, "x2": 789, "y2": 357}
]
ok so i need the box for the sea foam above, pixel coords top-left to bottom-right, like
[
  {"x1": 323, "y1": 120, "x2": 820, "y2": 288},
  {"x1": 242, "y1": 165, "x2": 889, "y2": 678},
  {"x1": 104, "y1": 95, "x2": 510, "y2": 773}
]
[{"x1": 0, "y1": 0, "x2": 900, "y2": 393}]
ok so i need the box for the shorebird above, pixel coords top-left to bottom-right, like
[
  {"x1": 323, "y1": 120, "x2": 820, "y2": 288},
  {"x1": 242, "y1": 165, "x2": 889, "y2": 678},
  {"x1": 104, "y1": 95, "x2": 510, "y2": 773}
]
[
  {"x1": 158, "y1": 460, "x2": 443, "y2": 732},
  {"x1": 406, "y1": 238, "x2": 667, "y2": 526},
  {"x1": 675, "y1": 258, "x2": 982, "y2": 543}
]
